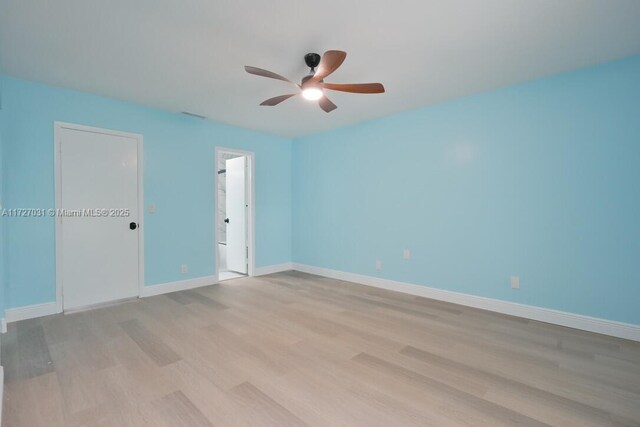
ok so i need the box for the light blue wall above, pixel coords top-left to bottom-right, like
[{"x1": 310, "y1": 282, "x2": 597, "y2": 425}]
[
  {"x1": 1, "y1": 76, "x2": 292, "y2": 309},
  {"x1": 293, "y1": 55, "x2": 640, "y2": 325},
  {"x1": 3, "y1": 55, "x2": 640, "y2": 324},
  {"x1": 0, "y1": 78, "x2": 6, "y2": 316}
]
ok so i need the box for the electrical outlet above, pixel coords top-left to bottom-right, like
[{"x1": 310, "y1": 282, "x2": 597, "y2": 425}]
[
  {"x1": 510, "y1": 276, "x2": 520, "y2": 289},
  {"x1": 149, "y1": 204, "x2": 157, "y2": 214},
  {"x1": 375, "y1": 260, "x2": 383, "y2": 270},
  {"x1": 403, "y1": 249, "x2": 411, "y2": 260},
  {"x1": 181, "y1": 264, "x2": 188, "y2": 274}
]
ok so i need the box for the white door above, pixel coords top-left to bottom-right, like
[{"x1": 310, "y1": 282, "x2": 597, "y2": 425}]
[
  {"x1": 225, "y1": 156, "x2": 247, "y2": 274},
  {"x1": 59, "y1": 126, "x2": 140, "y2": 310}
]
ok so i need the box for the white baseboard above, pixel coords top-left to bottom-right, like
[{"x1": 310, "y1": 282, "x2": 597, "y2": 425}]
[
  {"x1": 5, "y1": 302, "x2": 59, "y2": 323},
  {"x1": 292, "y1": 263, "x2": 640, "y2": 342},
  {"x1": 140, "y1": 275, "x2": 218, "y2": 298},
  {"x1": 254, "y1": 262, "x2": 293, "y2": 276}
]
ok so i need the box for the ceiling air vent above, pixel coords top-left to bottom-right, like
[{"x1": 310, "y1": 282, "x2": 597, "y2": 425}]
[{"x1": 181, "y1": 111, "x2": 206, "y2": 119}]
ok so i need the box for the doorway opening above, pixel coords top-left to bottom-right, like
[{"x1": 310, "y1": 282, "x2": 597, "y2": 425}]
[{"x1": 215, "y1": 148, "x2": 255, "y2": 282}]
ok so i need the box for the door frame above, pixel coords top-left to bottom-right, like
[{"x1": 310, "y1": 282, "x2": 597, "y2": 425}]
[
  {"x1": 53, "y1": 121, "x2": 144, "y2": 313},
  {"x1": 214, "y1": 147, "x2": 255, "y2": 280}
]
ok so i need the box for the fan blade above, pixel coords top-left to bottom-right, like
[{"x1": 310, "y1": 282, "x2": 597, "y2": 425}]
[
  {"x1": 318, "y1": 96, "x2": 337, "y2": 113},
  {"x1": 310, "y1": 50, "x2": 346, "y2": 83},
  {"x1": 260, "y1": 94, "x2": 298, "y2": 106},
  {"x1": 245, "y1": 66, "x2": 298, "y2": 86},
  {"x1": 322, "y1": 82, "x2": 385, "y2": 94}
]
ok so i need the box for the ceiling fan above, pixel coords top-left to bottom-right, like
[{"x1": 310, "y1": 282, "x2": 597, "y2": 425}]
[{"x1": 244, "y1": 50, "x2": 385, "y2": 113}]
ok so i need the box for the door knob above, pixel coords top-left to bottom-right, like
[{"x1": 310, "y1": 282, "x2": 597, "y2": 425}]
[
  {"x1": 224, "y1": 218, "x2": 230, "y2": 224},
  {"x1": 129, "y1": 222, "x2": 138, "y2": 230}
]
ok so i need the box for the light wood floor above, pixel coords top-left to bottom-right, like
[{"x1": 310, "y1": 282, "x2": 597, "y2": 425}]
[{"x1": 2, "y1": 271, "x2": 640, "y2": 426}]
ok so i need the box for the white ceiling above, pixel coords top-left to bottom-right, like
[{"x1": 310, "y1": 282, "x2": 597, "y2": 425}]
[{"x1": 2, "y1": 1, "x2": 640, "y2": 138}]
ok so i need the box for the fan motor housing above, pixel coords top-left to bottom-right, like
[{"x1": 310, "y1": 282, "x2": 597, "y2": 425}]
[{"x1": 301, "y1": 74, "x2": 323, "y2": 87}]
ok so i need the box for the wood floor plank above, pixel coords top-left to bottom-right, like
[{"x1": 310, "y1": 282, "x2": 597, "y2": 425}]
[
  {"x1": 275, "y1": 338, "x2": 471, "y2": 425},
  {"x1": 228, "y1": 381, "x2": 307, "y2": 426},
  {"x1": 352, "y1": 352, "x2": 550, "y2": 426},
  {"x1": 151, "y1": 390, "x2": 214, "y2": 427},
  {"x1": 163, "y1": 359, "x2": 248, "y2": 425},
  {"x1": 119, "y1": 319, "x2": 182, "y2": 367},
  {"x1": 399, "y1": 345, "x2": 628, "y2": 427},
  {"x1": 3, "y1": 372, "x2": 66, "y2": 426},
  {"x1": 2, "y1": 319, "x2": 55, "y2": 383}
]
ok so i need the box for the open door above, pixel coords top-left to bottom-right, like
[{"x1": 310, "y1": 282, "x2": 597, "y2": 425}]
[{"x1": 225, "y1": 156, "x2": 247, "y2": 274}]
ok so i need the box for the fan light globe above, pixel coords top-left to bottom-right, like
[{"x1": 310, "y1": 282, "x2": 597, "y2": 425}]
[{"x1": 302, "y1": 88, "x2": 323, "y2": 100}]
